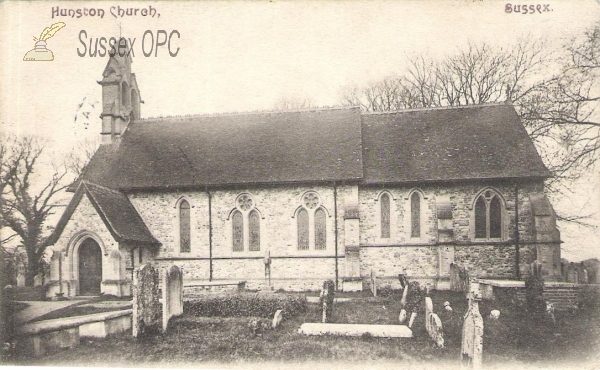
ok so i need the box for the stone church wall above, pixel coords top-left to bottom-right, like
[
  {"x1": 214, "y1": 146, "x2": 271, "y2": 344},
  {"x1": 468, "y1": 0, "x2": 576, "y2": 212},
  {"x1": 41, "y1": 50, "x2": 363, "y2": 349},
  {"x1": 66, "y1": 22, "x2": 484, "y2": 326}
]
[
  {"x1": 128, "y1": 180, "x2": 546, "y2": 291},
  {"x1": 357, "y1": 180, "x2": 545, "y2": 288},
  {"x1": 131, "y1": 185, "x2": 345, "y2": 290}
]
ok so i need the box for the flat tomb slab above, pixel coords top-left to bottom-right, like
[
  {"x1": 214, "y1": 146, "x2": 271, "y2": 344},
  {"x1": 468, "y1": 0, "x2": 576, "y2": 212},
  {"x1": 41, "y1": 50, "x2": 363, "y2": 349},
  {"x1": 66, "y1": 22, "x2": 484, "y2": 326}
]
[{"x1": 298, "y1": 323, "x2": 412, "y2": 338}]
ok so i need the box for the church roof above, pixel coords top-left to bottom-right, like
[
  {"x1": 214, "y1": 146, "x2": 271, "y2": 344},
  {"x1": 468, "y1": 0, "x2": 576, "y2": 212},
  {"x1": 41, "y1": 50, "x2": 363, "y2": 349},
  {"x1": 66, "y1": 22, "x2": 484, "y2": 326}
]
[
  {"x1": 78, "y1": 106, "x2": 364, "y2": 190},
  {"x1": 76, "y1": 103, "x2": 550, "y2": 191},
  {"x1": 48, "y1": 182, "x2": 160, "y2": 245},
  {"x1": 361, "y1": 103, "x2": 551, "y2": 184}
]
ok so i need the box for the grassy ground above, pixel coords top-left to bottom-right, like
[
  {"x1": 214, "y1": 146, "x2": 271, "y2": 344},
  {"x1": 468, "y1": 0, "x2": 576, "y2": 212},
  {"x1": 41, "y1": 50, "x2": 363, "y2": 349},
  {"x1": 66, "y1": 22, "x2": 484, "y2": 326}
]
[{"x1": 16, "y1": 290, "x2": 600, "y2": 368}]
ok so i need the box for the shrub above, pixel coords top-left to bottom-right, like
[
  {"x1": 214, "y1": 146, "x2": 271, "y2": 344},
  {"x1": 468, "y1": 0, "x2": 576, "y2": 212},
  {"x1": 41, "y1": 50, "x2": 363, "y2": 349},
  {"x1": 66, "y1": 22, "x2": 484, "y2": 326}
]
[
  {"x1": 184, "y1": 292, "x2": 307, "y2": 318},
  {"x1": 525, "y1": 273, "x2": 545, "y2": 320},
  {"x1": 578, "y1": 285, "x2": 600, "y2": 311}
]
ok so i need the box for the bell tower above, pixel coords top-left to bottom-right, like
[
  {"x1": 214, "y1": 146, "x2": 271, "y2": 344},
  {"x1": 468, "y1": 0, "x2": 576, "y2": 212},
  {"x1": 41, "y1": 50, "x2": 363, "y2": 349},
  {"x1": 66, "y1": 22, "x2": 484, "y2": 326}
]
[{"x1": 98, "y1": 38, "x2": 142, "y2": 144}]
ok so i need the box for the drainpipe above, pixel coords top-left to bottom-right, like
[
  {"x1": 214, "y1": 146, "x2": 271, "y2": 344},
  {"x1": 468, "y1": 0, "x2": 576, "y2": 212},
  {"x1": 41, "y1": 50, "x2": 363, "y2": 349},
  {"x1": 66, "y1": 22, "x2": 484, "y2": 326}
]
[
  {"x1": 207, "y1": 187, "x2": 213, "y2": 281},
  {"x1": 514, "y1": 186, "x2": 521, "y2": 279},
  {"x1": 334, "y1": 182, "x2": 339, "y2": 291},
  {"x1": 131, "y1": 247, "x2": 135, "y2": 282}
]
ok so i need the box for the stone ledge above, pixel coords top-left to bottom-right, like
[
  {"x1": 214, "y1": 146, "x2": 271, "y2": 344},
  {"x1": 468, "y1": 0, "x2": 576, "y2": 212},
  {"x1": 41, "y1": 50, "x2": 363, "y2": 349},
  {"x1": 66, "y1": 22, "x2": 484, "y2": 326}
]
[
  {"x1": 298, "y1": 323, "x2": 412, "y2": 338},
  {"x1": 184, "y1": 280, "x2": 245, "y2": 287},
  {"x1": 17, "y1": 309, "x2": 132, "y2": 336}
]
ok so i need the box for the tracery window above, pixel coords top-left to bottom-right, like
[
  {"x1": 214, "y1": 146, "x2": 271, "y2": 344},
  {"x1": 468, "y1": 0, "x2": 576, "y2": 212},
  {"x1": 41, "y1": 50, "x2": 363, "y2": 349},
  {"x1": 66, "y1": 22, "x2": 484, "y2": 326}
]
[
  {"x1": 474, "y1": 190, "x2": 504, "y2": 239},
  {"x1": 297, "y1": 191, "x2": 327, "y2": 250},
  {"x1": 232, "y1": 193, "x2": 261, "y2": 252}
]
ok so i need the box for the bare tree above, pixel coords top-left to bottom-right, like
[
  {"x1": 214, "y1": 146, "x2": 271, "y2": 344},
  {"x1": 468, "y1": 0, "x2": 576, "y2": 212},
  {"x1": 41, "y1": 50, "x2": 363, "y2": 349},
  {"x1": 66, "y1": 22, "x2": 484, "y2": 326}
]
[
  {"x1": 341, "y1": 29, "x2": 600, "y2": 224},
  {"x1": 65, "y1": 137, "x2": 100, "y2": 176},
  {"x1": 342, "y1": 39, "x2": 550, "y2": 110},
  {"x1": 273, "y1": 97, "x2": 315, "y2": 110},
  {"x1": 0, "y1": 136, "x2": 69, "y2": 286}
]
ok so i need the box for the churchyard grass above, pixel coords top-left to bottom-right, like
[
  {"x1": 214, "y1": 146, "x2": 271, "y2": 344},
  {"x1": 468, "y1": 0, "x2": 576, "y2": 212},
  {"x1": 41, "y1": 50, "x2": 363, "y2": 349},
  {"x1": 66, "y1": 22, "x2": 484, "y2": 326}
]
[{"x1": 18, "y1": 290, "x2": 600, "y2": 367}]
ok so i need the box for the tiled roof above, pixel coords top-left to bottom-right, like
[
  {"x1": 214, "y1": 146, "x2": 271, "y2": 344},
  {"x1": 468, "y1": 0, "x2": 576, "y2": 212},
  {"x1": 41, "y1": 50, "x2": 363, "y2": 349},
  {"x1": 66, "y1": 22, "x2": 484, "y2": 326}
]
[
  {"x1": 76, "y1": 103, "x2": 550, "y2": 191},
  {"x1": 78, "y1": 107, "x2": 364, "y2": 190},
  {"x1": 48, "y1": 182, "x2": 160, "y2": 245},
  {"x1": 361, "y1": 104, "x2": 551, "y2": 184}
]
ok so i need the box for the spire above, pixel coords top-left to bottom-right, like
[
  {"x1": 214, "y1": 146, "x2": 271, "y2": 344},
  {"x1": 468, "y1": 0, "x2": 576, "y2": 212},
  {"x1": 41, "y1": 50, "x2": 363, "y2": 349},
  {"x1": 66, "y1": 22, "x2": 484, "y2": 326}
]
[{"x1": 97, "y1": 37, "x2": 142, "y2": 144}]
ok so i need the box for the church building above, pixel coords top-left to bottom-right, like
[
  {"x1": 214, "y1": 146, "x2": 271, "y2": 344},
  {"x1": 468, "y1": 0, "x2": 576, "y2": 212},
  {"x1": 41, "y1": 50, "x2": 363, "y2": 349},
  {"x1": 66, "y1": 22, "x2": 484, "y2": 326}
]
[{"x1": 46, "y1": 50, "x2": 562, "y2": 297}]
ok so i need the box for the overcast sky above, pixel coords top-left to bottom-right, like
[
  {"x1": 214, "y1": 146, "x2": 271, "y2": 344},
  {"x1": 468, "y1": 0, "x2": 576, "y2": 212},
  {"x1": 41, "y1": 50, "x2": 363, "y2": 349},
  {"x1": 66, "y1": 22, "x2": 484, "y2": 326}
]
[{"x1": 1, "y1": 0, "x2": 599, "y2": 261}]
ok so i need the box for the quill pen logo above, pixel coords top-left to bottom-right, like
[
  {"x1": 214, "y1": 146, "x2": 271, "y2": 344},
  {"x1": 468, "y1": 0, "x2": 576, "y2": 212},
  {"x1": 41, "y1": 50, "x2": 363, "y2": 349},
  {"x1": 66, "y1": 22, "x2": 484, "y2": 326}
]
[{"x1": 23, "y1": 22, "x2": 66, "y2": 61}]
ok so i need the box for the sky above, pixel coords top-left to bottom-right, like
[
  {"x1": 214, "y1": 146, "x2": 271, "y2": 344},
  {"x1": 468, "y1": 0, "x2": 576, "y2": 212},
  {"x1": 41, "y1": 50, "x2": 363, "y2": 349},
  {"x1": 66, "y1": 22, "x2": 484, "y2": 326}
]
[{"x1": 1, "y1": 0, "x2": 599, "y2": 261}]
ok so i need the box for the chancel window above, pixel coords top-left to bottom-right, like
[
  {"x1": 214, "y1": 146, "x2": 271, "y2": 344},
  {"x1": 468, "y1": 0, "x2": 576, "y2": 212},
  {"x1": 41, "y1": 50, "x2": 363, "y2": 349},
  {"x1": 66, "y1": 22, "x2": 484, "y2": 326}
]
[
  {"x1": 474, "y1": 190, "x2": 503, "y2": 239},
  {"x1": 411, "y1": 192, "x2": 421, "y2": 238},
  {"x1": 179, "y1": 200, "x2": 191, "y2": 253},
  {"x1": 380, "y1": 193, "x2": 391, "y2": 238}
]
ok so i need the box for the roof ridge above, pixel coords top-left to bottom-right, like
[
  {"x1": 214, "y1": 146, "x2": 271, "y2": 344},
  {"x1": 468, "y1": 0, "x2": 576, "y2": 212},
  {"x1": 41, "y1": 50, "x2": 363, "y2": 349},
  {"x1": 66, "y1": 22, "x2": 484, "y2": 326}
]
[
  {"x1": 83, "y1": 181, "x2": 123, "y2": 195},
  {"x1": 362, "y1": 102, "x2": 508, "y2": 116},
  {"x1": 138, "y1": 105, "x2": 360, "y2": 122}
]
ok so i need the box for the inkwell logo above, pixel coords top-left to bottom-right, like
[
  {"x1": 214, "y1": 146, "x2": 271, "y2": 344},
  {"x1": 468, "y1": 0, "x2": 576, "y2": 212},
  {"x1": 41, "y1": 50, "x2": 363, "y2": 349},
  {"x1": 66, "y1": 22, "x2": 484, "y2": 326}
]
[{"x1": 23, "y1": 22, "x2": 66, "y2": 61}]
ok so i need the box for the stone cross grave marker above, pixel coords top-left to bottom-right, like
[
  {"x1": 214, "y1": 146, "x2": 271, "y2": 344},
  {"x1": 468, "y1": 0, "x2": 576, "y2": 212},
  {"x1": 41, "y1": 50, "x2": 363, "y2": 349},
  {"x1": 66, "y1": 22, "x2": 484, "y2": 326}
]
[
  {"x1": 425, "y1": 297, "x2": 444, "y2": 348},
  {"x1": 320, "y1": 280, "x2": 334, "y2": 323},
  {"x1": 162, "y1": 265, "x2": 184, "y2": 332},
  {"x1": 133, "y1": 263, "x2": 160, "y2": 338},
  {"x1": 461, "y1": 280, "x2": 484, "y2": 370},
  {"x1": 370, "y1": 269, "x2": 377, "y2": 297}
]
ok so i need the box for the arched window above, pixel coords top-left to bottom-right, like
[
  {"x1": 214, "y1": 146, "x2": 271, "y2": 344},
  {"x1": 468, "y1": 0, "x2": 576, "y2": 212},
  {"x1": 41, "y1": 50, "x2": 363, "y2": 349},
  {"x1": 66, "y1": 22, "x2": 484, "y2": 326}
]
[
  {"x1": 411, "y1": 192, "x2": 421, "y2": 238},
  {"x1": 297, "y1": 208, "x2": 309, "y2": 250},
  {"x1": 232, "y1": 210, "x2": 244, "y2": 252},
  {"x1": 380, "y1": 193, "x2": 391, "y2": 238},
  {"x1": 489, "y1": 196, "x2": 502, "y2": 238},
  {"x1": 474, "y1": 190, "x2": 504, "y2": 239},
  {"x1": 314, "y1": 208, "x2": 326, "y2": 250},
  {"x1": 179, "y1": 200, "x2": 191, "y2": 253},
  {"x1": 249, "y1": 210, "x2": 260, "y2": 252}
]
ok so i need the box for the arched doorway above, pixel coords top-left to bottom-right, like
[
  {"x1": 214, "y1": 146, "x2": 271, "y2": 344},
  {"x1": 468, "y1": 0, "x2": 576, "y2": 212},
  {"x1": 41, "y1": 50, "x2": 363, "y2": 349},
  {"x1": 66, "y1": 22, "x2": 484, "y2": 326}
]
[{"x1": 78, "y1": 238, "x2": 103, "y2": 295}]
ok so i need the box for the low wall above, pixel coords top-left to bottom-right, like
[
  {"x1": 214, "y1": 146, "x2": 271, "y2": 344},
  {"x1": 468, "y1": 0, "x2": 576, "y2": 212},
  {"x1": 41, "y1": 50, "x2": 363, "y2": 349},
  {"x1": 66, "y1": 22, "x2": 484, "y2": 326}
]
[
  {"x1": 184, "y1": 280, "x2": 246, "y2": 299},
  {"x1": 15, "y1": 309, "x2": 132, "y2": 358},
  {"x1": 479, "y1": 280, "x2": 600, "y2": 310}
]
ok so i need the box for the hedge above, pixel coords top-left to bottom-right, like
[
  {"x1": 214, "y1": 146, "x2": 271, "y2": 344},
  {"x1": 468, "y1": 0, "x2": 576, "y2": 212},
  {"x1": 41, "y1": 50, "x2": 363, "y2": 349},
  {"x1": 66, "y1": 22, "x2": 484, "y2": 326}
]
[{"x1": 183, "y1": 292, "x2": 307, "y2": 318}]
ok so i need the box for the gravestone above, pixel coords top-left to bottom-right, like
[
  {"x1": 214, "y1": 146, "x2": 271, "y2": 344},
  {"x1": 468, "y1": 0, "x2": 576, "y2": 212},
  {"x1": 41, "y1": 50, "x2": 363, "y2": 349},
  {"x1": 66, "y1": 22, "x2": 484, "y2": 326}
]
[
  {"x1": 370, "y1": 269, "x2": 377, "y2": 297},
  {"x1": 133, "y1": 263, "x2": 160, "y2": 337},
  {"x1": 567, "y1": 262, "x2": 578, "y2": 283},
  {"x1": 450, "y1": 263, "x2": 470, "y2": 292},
  {"x1": 577, "y1": 263, "x2": 589, "y2": 284},
  {"x1": 461, "y1": 280, "x2": 483, "y2": 370},
  {"x1": 425, "y1": 297, "x2": 444, "y2": 348},
  {"x1": 272, "y1": 309, "x2": 283, "y2": 329},
  {"x1": 320, "y1": 280, "x2": 335, "y2": 323},
  {"x1": 398, "y1": 275, "x2": 425, "y2": 328},
  {"x1": 162, "y1": 265, "x2": 183, "y2": 332}
]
